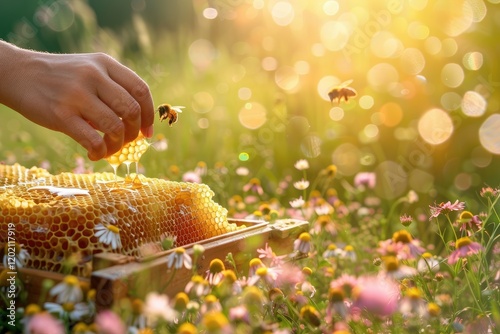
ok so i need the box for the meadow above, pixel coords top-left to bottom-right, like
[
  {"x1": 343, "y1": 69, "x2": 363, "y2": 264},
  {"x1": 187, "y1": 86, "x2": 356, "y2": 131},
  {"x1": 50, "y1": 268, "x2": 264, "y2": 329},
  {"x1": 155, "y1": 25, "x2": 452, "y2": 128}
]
[{"x1": 1, "y1": 0, "x2": 499, "y2": 333}]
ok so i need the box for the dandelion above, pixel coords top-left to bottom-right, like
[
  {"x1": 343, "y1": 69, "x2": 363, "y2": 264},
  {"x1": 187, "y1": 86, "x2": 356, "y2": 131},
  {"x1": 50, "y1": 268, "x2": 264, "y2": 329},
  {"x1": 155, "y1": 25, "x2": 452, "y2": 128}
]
[
  {"x1": 49, "y1": 275, "x2": 83, "y2": 304},
  {"x1": 294, "y1": 232, "x2": 312, "y2": 254},
  {"x1": 205, "y1": 258, "x2": 226, "y2": 285},
  {"x1": 2, "y1": 242, "x2": 29, "y2": 269},
  {"x1": 167, "y1": 247, "x2": 192, "y2": 270},
  {"x1": 293, "y1": 179, "x2": 310, "y2": 190},
  {"x1": 143, "y1": 292, "x2": 177, "y2": 323},
  {"x1": 417, "y1": 252, "x2": 440, "y2": 273},
  {"x1": 294, "y1": 159, "x2": 310, "y2": 170},
  {"x1": 448, "y1": 237, "x2": 483, "y2": 264},
  {"x1": 94, "y1": 220, "x2": 122, "y2": 250},
  {"x1": 429, "y1": 200, "x2": 465, "y2": 220}
]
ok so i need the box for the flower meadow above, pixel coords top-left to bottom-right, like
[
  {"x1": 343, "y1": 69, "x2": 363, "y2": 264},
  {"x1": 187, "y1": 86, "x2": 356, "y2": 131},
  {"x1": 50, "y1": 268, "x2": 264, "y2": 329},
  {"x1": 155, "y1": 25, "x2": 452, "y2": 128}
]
[{"x1": 1, "y1": 158, "x2": 499, "y2": 334}]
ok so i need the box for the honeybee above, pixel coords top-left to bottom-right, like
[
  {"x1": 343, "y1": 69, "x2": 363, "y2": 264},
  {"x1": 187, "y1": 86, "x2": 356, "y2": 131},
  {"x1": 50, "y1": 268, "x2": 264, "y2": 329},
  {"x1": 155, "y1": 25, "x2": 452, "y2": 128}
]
[
  {"x1": 328, "y1": 79, "x2": 357, "y2": 104},
  {"x1": 157, "y1": 104, "x2": 185, "y2": 126}
]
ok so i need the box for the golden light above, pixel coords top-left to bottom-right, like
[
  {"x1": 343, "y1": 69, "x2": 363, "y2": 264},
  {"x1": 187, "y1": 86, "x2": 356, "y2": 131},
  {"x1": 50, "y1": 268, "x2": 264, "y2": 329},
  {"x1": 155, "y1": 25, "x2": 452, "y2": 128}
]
[
  {"x1": 400, "y1": 48, "x2": 426, "y2": 75},
  {"x1": 408, "y1": 0, "x2": 428, "y2": 10},
  {"x1": 441, "y1": 92, "x2": 462, "y2": 111},
  {"x1": 463, "y1": 51, "x2": 483, "y2": 70},
  {"x1": 188, "y1": 39, "x2": 216, "y2": 70},
  {"x1": 379, "y1": 102, "x2": 403, "y2": 127},
  {"x1": 271, "y1": 1, "x2": 295, "y2": 26},
  {"x1": 407, "y1": 21, "x2": 429, "y2": 40},
  {"x1": 367, "y1": 63, "x2": 399, "y2": 92},
  {"x1": 461, "y1": 91, "x2": 487, "y2": 117},
  {"x1": 239, "y1": 102, "x2": 267, "y2": 130},
  {"x1": 317, "y1": 75, "x2": 341, "y2": 101},
  {"x1": 329, "y1": 107, "x2": 344, "y2": 121},
  {"x1": 359, "y1": 95, "x2": 374, "y2": 109},
  {"x1": 262, "y1": 57, "x2": 278, "y2": 71},
  {"x1": 323, "y1": 1, "x2": 339, "y2": 16},
  {"x1": 192, "y1": 92, "x2": 214, "y2": 113},
  {"x1": 321, "y1": 20, "x2": 350, "y2": 51},
  {"x1": 238, "y1": 87, "x2": 252, "y2": 101},
  {"x1": 441, "y1": 63, "x2": 464, "y2": 88},
  {"x1": 418, "y1": 108, "x2": 454, "y2": 145},
  {"x1": 370, "y1": 32, "x2": 402, "y2": 58},
  {"x1": 202, "y1": 7, "x2": 218, "y2": 19},
  {"x1": 479, "y1": 114, "x2": 500, "y2": 154},
  {"x1": 275, "y1": 66, "x2": 300, "y2": 92},
  {"x1": 424, "y1": 36, "x2": 441, "y2": 55},
  {"x1": 331, "y1": 143, "x2": 361, "y2": 176}
]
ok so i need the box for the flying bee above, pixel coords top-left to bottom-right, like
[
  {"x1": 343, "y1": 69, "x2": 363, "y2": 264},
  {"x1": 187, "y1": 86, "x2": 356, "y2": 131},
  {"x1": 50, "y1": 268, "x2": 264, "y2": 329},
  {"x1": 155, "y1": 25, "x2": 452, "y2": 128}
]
[
  {"x1": 157, "y1": 104, "x2": 185, "y2": 126},
  {"x1": 328, "y1": 79, "x2": 357, "y2": 104}
]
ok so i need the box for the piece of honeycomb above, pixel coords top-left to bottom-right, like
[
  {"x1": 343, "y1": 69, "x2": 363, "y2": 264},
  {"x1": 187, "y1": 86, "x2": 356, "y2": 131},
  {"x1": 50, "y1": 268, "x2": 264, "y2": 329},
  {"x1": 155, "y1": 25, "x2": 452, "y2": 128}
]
[{"x1": 0, "y1": 163, "x2": 241, "y2": 276}]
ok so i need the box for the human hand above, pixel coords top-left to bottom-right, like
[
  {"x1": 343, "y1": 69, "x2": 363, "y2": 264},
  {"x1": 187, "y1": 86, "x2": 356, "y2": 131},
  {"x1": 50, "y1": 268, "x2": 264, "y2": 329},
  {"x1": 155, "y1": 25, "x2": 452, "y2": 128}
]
[{"x1": 0, "y1": 41, "x2": 154, "y2": 161}]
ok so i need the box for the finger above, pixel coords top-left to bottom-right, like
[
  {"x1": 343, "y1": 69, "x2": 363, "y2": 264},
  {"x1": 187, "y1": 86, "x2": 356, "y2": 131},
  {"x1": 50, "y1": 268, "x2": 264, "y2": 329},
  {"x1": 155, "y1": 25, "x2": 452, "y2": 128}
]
[
  {"x1": 61, "y1": 115, "x2": 107, "y2": 161},
  {"x1": 105, "y1": 59, "x2": 155, "y2": 137},
  {"x1": 79, "y1": 96, "x2": 125, "y2": 157},
  {"x1": 95, "y1": 80, "x2": 142, "y2": 144}
]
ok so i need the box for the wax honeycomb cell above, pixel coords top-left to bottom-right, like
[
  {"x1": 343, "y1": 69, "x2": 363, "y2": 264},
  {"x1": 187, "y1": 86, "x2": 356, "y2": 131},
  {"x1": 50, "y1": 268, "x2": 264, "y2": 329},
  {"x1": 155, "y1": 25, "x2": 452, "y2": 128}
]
[{"x1": 0, "y1": 163, "x2": 241, "y2": 276}]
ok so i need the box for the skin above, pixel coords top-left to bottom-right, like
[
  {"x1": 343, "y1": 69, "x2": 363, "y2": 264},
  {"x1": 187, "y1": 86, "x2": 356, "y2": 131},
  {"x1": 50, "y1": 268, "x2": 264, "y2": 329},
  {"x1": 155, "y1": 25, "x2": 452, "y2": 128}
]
[{"x1": 0, "y1": 40, "x2": 154, "y2": 161}]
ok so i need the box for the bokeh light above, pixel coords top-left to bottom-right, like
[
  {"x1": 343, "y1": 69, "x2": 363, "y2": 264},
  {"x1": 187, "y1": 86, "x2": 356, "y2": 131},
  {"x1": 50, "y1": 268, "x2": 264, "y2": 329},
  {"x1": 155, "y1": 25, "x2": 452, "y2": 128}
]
[
  {"x1": 463, "y1": 51, "x2": 483, "y2": 70},
  {"x1": 271, "y1": 1, "x2": 295, "y2": 26},
  {"x1": 479, "y1": 114, "x2": 500, "y2": 154},
  {"x1": 461, "y1": 91, "x2": 487, "y2": 117},
  {"x1": 239, "y1": 102, "x2": 267, "y2": 129},
  {"x1": 317, "y1": 75, "x2": 341, "y2": 101},
  {"x1": 370, "y1": 32, "x2": 402, "y2": 58},
  {"x1": 375, "y1": 161, "x2": 408, "y2": 199},
  {"x1": 329, "y1": 107, "x2": 344, "y2": 121},
  {"x1": 367, "y1": 63, "x2": 399, "y2": 92},
  {"x1": 323, "y1": 1, "x2": 339, "y2": 15},
  {"x1": 301, "y1": 135, "x2": 322, "y2": 158},
  {"x1": 331, "y1": 143, "x2": 361, "y2": 176},
  {"x1": 275, "y1": 66, "x2": 300, "y2": 92},
  {"x1": 400, "y1": 48, "x2": 426, "y2": 75},
  {"x1": 203, "y1": 7, "x2": 218, "y2": 19},
  {"x1": 418, "y1": 108, "x2": 454, "y2": 145},
  {"x1": 379, "y1": 102, "x2": 403, "y2": 127},
  {"x1": 441, "y1": 63, "x2": 464, "y2": 88},
  {"x1": 189, "y1": 39, "x2": 216, "y2": 70},
  {"x1": 359, "y1": 95, "x2": 374, "y2": 109},
  {"x1": 238, "y1": 87, "x2": 252, "y2": 100},
  {"x1": 192, "y1": 92, "x2": 214, "y2": 114},
  {"x1": 321, "y1": 20, "x2": 350, "y2": 51},
  {"x1": 441, "y1": 92, "x2": 462, "y2": 111}
]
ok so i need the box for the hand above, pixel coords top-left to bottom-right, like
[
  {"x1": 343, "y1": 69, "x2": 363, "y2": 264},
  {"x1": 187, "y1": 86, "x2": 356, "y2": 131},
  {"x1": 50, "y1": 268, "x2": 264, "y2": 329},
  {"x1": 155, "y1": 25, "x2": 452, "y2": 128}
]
[{"x1": 0, "y1": 41, "x2": 154, "y2": 161}]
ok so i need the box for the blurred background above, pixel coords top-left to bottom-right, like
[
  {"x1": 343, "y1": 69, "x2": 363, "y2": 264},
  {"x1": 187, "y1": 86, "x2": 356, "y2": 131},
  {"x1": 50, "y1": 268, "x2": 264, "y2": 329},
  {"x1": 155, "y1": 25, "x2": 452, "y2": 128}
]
[{"x1": 1, "y1": 0, "x2": 499, "y2": 211}]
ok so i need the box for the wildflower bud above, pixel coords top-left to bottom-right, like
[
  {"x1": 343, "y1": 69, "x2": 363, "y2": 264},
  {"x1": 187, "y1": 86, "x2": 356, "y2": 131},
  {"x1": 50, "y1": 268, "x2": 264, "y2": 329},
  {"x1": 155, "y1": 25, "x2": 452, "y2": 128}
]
[
  {"x1": 373, "y1": 257, "x2": 382, "y2": 266},
  {"x1": 269, "y1": 288, "x2": 285, "y2": 302},
  {"x1": 193, "y1": 244, "x2": 205, "y2": 257},
  {"x1": 299, "y1": 305, "x2": 321, "y2": 327},
  {"x1": 427, "y1": 302, "x2": 441, "y2": 317},
  {"x1": 24, "y1": 304, "x2": 41, "y2": 316},
  {"x1": 435, "y1": 273, "x2": 444, "y2": 282},
  {"x1": 178, "y1": 322, "x2": 198, "y2": 334},
  {"x1": 400, "y1": 214, "x2": 413, "y2": 227},
  {"x1": 302, "y1": 267, "x2": 313, "y2": 276},
  {"x1": 174, "y1": 292, "x2": 190, "y2": 311}
]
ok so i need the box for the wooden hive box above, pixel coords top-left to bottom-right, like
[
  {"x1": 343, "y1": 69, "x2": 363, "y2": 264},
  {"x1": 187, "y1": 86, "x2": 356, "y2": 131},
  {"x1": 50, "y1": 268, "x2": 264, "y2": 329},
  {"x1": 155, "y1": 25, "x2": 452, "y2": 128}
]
[{"x1": 12, "y1": 218, "x2": 308, "y2": 310}]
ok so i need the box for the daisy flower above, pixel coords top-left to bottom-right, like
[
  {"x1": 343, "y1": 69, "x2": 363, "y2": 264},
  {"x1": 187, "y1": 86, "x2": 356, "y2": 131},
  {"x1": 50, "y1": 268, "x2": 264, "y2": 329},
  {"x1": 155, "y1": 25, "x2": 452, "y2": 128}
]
[
  {"x1": 205, "y1": 258, "x2": 226, "y2": 285},
  {"x1": 185, "y1": 275, "x2": 210, "y2": 297},
  {"x1": 94, "y1": 218, "x2": 122, "y2": 250},
  {"x1": 44, "y1": 301, "x2": 90, "y2": 322},
  {"x1": 448, "y1": 237, "x2": 483, "y2": 264},
  {"x1": 399, "y1": 287, "x2": 427, "y2": 318},
  {"x1": 243, "y1": 178, "x2": 264, "y2": 195},
  {"x1": 166, "y1": 247, "x2": 192, "y2": 270},
  {"x1": 143, "y1": 292, "x2": 177, "y2": 324},
  {"x1": 289, "y1": 196, "x2": 305, "y2": 208},
  {"x1": 2, "y1": 242, "x2": 30, "y2": 269},
  {"x1": 293, "y1": 179, "x2": 310, "y2": 190},
  {"x1": 247, "y1": 266, "x2": 281, "y2": 287},
  {"x1": 417, "y1": 252, "x2": 440, "y2": 273},
  {"x1": 294, "y1": 232, "x2": 312, "y2": 254},
  {"x1": 49, "y1": 275, "x2": 83, "y2": 304},
  {"x1": 294, "y1": 159, "x2": 310, "y2": 170},
  {"x1": 381, "y1": 256, "x2": 417, "y2": 280}
]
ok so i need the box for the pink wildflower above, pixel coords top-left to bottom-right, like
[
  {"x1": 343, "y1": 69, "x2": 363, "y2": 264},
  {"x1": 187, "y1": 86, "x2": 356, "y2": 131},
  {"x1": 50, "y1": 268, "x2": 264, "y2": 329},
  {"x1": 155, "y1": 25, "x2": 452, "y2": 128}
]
[
  {"x1": 448, "y1": 237, "x2": 483, "y2": 264},
  {"x1": 243, "y1": 178, "x2": 264, "y2": 195},
  {"x1": 257, "y1": 243, "x2": 286, "y2": 267},
  {"x1": 354, "y1": 172, "x2": 376, "y2": 189},
  {"x1": 351, "y1": 276, "x2": 400, "y2": 318},
  {"x1": 429, "y1": 200, "x2": 465, "y2": 220},
  {"x1": 182, "y1": 171, "x2": 201, "y2": 183},
  {"x1": 95, "y1": 310, "x2": 127, "y2": 334},
  {"x1": 25, "y1": 312, "x2": 65, "y2": 334}
]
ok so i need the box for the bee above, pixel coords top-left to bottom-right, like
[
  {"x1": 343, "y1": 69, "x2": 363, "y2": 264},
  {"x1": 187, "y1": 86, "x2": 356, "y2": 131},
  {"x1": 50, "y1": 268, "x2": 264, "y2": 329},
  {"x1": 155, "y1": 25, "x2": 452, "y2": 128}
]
[
  {"x1": 157, "y1": 104, "x2": 185, "y2": 126},
  {"x1": 328, "y1": 79, "x2": 357, "y2": 104}
]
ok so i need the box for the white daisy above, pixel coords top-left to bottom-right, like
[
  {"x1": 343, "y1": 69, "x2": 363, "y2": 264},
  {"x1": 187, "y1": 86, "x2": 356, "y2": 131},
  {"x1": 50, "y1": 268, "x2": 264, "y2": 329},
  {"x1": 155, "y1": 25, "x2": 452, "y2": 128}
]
[
  {"x1": 94, "y1": 222, "x2": 122, "y2": 250},
  {"x1": 293, "y1": 179, "x2": 310, "y2": 190},
  {"x1": 289, "y1": 196, "x2": 305, "y2": 208},
  {"x1": 44, "y1": 301, "x2": 90, "y2": 322},
  {"x1": 294, "y1": 159, "x2": 310, "y2": 170},
  {"x1": 49, "y1": 275, "x2": 83, "y2": 304},
  {"x1": 166, "y1": 247, "x2": 192, "y2": 270},
  {"x1": 143, "y1": 292, "x2": 177, "y2": 324}
]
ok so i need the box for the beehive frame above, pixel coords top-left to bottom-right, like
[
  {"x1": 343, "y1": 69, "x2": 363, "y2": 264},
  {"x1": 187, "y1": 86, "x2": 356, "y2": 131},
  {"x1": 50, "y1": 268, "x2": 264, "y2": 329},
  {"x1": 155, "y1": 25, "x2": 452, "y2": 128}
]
[{"x1": 10, "y1": 218, "x2": 308, "y2": 309}]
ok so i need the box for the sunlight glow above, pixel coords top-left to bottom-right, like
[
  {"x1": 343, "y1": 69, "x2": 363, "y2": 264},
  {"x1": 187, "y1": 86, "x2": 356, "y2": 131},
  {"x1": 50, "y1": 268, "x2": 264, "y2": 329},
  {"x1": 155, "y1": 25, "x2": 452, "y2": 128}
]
[
  {"x1": 367, "y1": 63, "x2": 399, "y2": 92},
  {"x1": 463, "y1": 52, "x2": 483, "y2": 70},
  {"x1": 400, "y1": 48, "x2": 425, "y2": 74},
  {"x1": 479, "y1": 114, "x2": 500, "y2": 154},
  {"x1": 418, "y1": 108, "x2": 454, "y2": 145},
  {"x1": 203, "y1": 8, "x2": 218, "y2": 19},
  {"x1": 275, "y1": 66, "x2": 300, "y2": 92},
  {"x1": 329, "y1": 107, "x2": 344, "y2": 121},
  {"x1": 323, "y1": 1, "x2": 339, "y2": 16},
  {"x1": 239, "y1": 102, "x2": 267, "y2": 129},
  {"x1": 271, "y1": 1, "x2": 295, "y2": 26},
  {"x1": 321, "y1": 20, "x2": 350, "y2": 51},
  {"x1": 461, "y1": 91, "x2": 487, "y2": 117},
  {"x1": 359, "y1": 96, "x2": 374, "y2": 109},
  {"x1": 192, "y1": 92, "x2": 214, "y2": 114},
  {"x1": 441, "y1": 63, "x2": 464, "y2": 88}
]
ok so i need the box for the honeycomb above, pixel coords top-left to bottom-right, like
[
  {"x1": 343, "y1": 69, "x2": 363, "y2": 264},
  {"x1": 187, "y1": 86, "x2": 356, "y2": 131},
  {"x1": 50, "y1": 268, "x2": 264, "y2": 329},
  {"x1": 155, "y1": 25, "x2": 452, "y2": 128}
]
[{"x1": 0, "y1": 163, "x2": 241, "y2": 276}]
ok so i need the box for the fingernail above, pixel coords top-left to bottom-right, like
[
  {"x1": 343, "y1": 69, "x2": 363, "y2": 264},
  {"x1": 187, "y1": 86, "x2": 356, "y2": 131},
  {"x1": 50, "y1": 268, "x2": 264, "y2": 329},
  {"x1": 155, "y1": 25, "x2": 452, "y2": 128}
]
[{"x1": 144, "y1": 125, "x2": 154, "y2": 138}]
